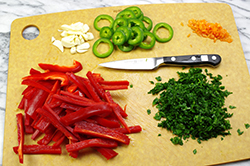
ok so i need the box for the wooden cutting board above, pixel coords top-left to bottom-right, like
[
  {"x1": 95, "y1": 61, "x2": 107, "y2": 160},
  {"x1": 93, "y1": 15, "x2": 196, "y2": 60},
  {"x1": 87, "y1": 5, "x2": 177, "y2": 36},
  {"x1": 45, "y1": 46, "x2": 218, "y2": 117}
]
[{"x1": 3, "y1": 3, "x2": 250, "y2": 166}]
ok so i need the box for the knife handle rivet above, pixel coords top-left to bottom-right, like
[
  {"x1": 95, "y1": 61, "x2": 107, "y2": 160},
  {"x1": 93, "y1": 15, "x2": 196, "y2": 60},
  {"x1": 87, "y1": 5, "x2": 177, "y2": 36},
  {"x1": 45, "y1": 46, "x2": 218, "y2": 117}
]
[
  {"x1": 171, "y1": 57, "x2": 176, "y2": 61},
  {"x1": 191, "y1": 56, "x2": 196, "y2": 61},
  {"x1": 212, "y1": 55, "x2": 217, "y2": 60}
]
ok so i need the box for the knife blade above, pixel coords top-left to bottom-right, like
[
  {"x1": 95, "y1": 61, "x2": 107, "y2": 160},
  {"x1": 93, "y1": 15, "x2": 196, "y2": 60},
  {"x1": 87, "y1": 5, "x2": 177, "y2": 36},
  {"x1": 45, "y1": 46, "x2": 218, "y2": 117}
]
[{"x1": 98, "y1": 54, "x2": 221, "y2": 70}]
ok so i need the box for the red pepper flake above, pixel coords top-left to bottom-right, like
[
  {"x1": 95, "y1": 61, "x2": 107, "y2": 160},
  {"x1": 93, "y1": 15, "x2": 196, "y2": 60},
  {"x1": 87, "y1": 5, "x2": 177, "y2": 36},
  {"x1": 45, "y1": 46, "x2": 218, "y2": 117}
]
[{"x1": 13, "y1": 60, "x2": 142, "y2": 163}]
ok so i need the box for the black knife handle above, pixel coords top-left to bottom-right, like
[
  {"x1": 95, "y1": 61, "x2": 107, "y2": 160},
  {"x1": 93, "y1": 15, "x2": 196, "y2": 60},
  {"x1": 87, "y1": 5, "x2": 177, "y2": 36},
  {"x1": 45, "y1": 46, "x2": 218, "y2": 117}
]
[{"x1": 163, "y1": 54, "x2": 221, "y2": 67}]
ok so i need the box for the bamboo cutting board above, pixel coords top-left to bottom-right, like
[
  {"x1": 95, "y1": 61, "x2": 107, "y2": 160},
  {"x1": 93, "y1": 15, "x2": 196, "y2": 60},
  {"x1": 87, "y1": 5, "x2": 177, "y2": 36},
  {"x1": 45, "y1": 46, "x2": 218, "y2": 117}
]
[{"x1": 3, "y1": 3, "x2": 250, "y2": 166}]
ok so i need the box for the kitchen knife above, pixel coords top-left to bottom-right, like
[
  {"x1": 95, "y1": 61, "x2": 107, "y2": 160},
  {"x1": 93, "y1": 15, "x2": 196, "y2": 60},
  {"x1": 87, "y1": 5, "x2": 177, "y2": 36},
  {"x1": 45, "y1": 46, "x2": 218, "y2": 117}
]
[{"x1": 99, "y1": 54, "x2": 221, "y2": 70}]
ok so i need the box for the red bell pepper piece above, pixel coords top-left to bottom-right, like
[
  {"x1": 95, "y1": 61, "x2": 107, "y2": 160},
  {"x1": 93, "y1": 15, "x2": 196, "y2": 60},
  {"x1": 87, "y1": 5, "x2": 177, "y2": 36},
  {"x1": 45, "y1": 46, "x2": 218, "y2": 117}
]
[
  {"x1": 52, "y1": 135, "x2": 66, "y2": 148},
  {"x1": 29, "y1": 68, "x2": 41, "y2": 75},
  {"x1": 82, "y1": 79, "x2": 102, "y2": 102},
  {"x1": 99, "y1": 80, "x2": 129, "y2": 86},
  {"x1": 59, "y1": 90, "x2": 94, "y2": 103},
  {"x1": 37, "y1": 126, "x2": 56, "y2": 145},
  {"x1": 94, "y1": 147, "x2": 118, "y2": 160},
  {"x1": 92, "y1": 117, "x2": 121, "y2": 128},
  {"x1": 111, "y1": 103, "x2": 130, "y2": 133},
  {"x1": 67, "y1": 83, "x2": 78, "y2": 93},
  {"x1": 60, "y1": 103, "x2": 112, "y2": 125},
  {"x1": 66, "y1": 72, "x2": 92, "y2": 99},
  {"x1": 66, "y1": 138, "x2": 118, "y2": 152},
  {"x1": 60, "y1": 103, "x2": 83, "y2": 111},
  {"x1": 31, "y1": 129, "x2": 42, "y2": 140},
  {"x1": 86, "y1": 71, "x2": 106, "y2": 100},
  {"x1": 22, "y1": 72, "x2": 69, "y2": 86},
  {"x1": 13, "y1": 145, "x2": 62, "y2": 154},
  {"x1": 38, "y1": 60, "x2": 83, "y2": 73},
  {"x1": 36, "y1": 107, "x2": 78, "y2": 142},
  {"x1": 74, "y1": 121, "x2": 130, "y2": 145},
  {"x1": 21, "y1": 79, "x2": 52, "y2": 93},
  {"x1": 114, "y1": 125, "x2": 142, "y2": 134},
  {"x1": 16, "y1": 113, "x2": 24, "y2": 164},
  {"x1": 101, "y1": 85, "x2": 128, "y2": 90}
]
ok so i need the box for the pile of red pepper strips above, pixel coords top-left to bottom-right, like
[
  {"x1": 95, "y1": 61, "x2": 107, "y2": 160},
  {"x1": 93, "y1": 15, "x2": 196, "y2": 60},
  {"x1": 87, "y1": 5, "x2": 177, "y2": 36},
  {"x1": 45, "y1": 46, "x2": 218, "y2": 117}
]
[{"x1": 14, "y1": 60, "x2": 142, "y2": 163}]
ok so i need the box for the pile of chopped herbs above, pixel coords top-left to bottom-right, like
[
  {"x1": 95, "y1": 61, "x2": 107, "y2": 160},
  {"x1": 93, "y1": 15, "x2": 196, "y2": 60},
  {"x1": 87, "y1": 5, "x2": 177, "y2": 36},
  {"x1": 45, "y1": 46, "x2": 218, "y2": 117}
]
[{"x1": 148, "y1": 68, "x2": 234, "y2": 145}]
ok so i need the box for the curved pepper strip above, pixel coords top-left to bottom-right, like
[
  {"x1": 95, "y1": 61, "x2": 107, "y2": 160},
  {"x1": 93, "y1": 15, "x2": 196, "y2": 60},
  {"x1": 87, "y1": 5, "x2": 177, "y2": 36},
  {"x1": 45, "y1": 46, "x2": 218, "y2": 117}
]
[
  {"x1": 94, "y1": 14, "x2": 114, "y2": 31},
  {"x1": 22, "y1": 72, "x2": 69, "y2": 86},
  {"x1": 92, "y1": 38, "x2": 114, "y2": 58},
  {"x1": 16, "y1": 113, "x2": 24, "y2": 164},
  {"x1": 153, "y1": 22, "x2": 174, "y2": 43},
  {"x1": 143, "y1": 16, "x2": 153, "y2": 31},
  {"x1": 38, "y1": 60, "x2": 83, "y2": 73}
]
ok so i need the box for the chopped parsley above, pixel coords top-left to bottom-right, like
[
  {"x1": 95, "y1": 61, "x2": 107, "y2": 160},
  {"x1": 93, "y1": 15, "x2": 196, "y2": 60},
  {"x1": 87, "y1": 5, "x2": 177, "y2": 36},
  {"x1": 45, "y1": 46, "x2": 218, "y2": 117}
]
[
  {"x1": 129, "y1": 84, "x2": 133, "y2": 88},
  {"x1": 149, "y1": 81, "x2": 154, "y2": 84},
  {"x1": 155, "y1": 76, "x2": 162, "y2": 81},
  {"x1": 148, "y1": 68, "x2": 233, "y2": 145},
  {"x1": 193, "y1": 149, "x2": 197, "y2": 154},
  {"x1": 229, "y1": 105, "x2": 236, "y2": 109},
  {"x1": 158, "y1": 134, "x2": 162, "y2": 136},
  {"x1": 147, "y1": 109, "x2": 151, "y2": 115},
  {"x1": 237, "y1": 129, "x2": 244, "y2": 135},
  {"x1": 245, "y1": 123, "x2": 250, "y2": 129}
]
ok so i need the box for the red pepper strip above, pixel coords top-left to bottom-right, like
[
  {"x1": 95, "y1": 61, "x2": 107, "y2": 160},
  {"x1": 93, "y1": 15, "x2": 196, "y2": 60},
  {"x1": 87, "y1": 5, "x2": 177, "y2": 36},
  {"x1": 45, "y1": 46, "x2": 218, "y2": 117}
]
[
  {"x1": 38, "y1": 60, "x2": 83, "y2": 73},
  {"x1": 94, "y1": 147, "x2": 118, "y2": 160},
  {"x1": 67, "y1": 83, "x2": 78, "y2": 93},
  {"x1": 52, "y1": 135, "x2": 66, "y2": 148},
  {"x1": 66, "y1": 72, "x2": 92, "y2": 99},
  {"x1": 13, "y1": 145, "x2": 62, "y2": 154},
  {"x1": 68, "y1": 140, "x2": 79, "y2": 158},
  {"x1": 102, "y1": 85, "x2": 128, "y2": 90},
  {"x1": 16, "y1": 113, "x2": 24, "y2": 164},
  {"x1": 18, "y1": 96, "x2": 26, "y2": 109},
  {"x1": 45, "y1": 80, "x2": 60, "y2": 104},
  {"x1": 29, "y1": 68, "x2": 41, "y2": 75},
  {"x1": 37, "y1": 126, "x2": 56, "y2": 145},
  {"x1": 111, "y1": 103, "x2": 130, "y2": 133},
  {"x1": 99, "y1": 80, "x2": 129, "y2": 86},
  {"x1": 86, "y1": 71, "x2": 106, "y2": 100},
  {"x1": 22, "y1": 72, "x2": 69, "y2": 86},
  {"x1": 31, "y1": 129, "x2": 42, "y2": 140},
  {"x1": 23, "y1": 87, "x2": 36, "y2": 100},
  {"x1": 105, "y1": 91, "x2": 128, "y2": 118},
  {"x1": 60, "y1": 103, "x2": 112, "y2": 126},
  {"x1": 21, "y1": 79, "x2": 52, "y2": 93},
  {"x1": 53, "y1": 94, "x2": 101, "y2": 108},
  {"x1": 114, "y1": 125, "x2": 142, "y2": 134},
  {"x1": 92, "y1": 117, "x2": 121, "y2": 128},
  {"x1": 25, "y1": 88, "x2": 49, "y2": 119},
  {"x1": 36, "y1": 107, "x2": 78, "y2": 142},
  {"x1": 82, "y1": 79, "x2": 102, "y2": 102},
  {"x1": 21, "y1": 86, "x2": 34, "y2": 95},
  {"x1": 66, "y1": 138, "x2": 118, "y2": 152},
  {"x1": 60, "y1": 103, "x2": 83, "y2": 111},
  {"x1": 74, "y1": 121, "x2": 130, "y2": 145},
  {"x1": 59, "y1": 90, "x2": 94, "y2": 103}
]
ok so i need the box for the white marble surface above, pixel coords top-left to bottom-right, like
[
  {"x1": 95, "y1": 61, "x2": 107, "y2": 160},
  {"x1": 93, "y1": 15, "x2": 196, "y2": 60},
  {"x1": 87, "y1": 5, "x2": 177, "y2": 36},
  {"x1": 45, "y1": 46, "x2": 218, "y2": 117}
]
[{"x1": 0, "y1": 0, "x2": 250, "y2": 165}]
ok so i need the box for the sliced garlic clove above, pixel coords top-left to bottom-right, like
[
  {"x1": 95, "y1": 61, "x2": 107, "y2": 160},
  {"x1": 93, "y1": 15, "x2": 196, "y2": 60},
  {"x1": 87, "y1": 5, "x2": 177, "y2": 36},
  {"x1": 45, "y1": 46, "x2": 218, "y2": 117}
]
[
  {"x1": 82, "y1": 24, "x2": 90, "y2": 33},
  {"x1": 70, "y1": 46, "x2": 77, "y2": 54},
  {"x1": 76, "y1": 49, "x2": 88, "y2": 53},
  {"x1": 53, "y1": 40, "x2": 64, "y2": 52},
  {"x1": 51, "y1": 36, "x2": 56, "y2": 42},
  {"x1": 86, "y1": 32, "x2": 94, "y2": 40},
  {"x1": 77, "y1": 43, "x2": 90, "y2": 50}
]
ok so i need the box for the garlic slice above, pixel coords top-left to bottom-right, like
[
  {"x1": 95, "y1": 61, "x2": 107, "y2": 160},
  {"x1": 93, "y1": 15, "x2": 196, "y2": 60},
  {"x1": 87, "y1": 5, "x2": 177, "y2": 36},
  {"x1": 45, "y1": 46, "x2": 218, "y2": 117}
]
[{"x1": 52, "y1": 40, "x2": 64, "y2": 52}]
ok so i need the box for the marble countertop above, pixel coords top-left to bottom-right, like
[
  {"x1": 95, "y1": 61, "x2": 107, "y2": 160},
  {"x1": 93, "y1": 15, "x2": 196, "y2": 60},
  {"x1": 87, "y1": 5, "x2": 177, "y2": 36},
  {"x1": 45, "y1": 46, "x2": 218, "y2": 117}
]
[{"x1": 0, "y1": 0, "x2": 249, "y2": 165}]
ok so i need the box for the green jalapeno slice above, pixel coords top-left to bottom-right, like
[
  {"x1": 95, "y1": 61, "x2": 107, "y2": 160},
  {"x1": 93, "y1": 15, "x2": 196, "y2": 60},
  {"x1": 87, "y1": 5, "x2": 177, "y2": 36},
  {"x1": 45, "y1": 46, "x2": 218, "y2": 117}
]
[
  {"x1": 118, "y1": 42, "x2": 134, "y2": 52},
  {"x1": 153, "y1": 22, "x2": 174, "y2": 43},
  {"x1": 94, "y1": 14, "x2": 114, "y2": 31},
  {"x1": 143, "y1": 16, "x2": 153, "y2": 31},
  {"x1": 128, "y1": 26, "x2": 144, "y2": 46},
  {"x1": 92, "y1": 38, "x2": 114, "y2": 58},
  {"x1": 127, "y1": 18, "x2": 146, "y2": 30},
  {"x1": 125, "y1": 6, "x2": 143, "y2": 19},
  {"x1": 99, "y1": 26, "x2": 113, "y2": 39},
  {"x1": 116, "y1": 10, "x2": 136, "y2": 20},
  {"x1": 112, "y1": 31, "x2": 126, "y2": 46},
  {"x1": 116, "y1": 26, "x2": 132, "y2": 41},
  {"x1": 139, "y1": 31, "x2": 156, "y2": 49},
  {"x1": 113, "y1": 18, "x2": 128, "y2": 32}
]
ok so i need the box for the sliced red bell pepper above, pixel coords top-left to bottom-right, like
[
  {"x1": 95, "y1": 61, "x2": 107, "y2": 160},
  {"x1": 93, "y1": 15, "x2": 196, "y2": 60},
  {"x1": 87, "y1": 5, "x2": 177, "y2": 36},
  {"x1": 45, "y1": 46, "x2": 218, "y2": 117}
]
[
  {"x1": 37, "y1": 126, "x2": 56, "y2": 145},
  {"x1": 82, "y1": 79, "x2": 102, "y2": 102},
  {"x1": 111, "y1": 103, "x2": 130, "y2": 133},
  {"x1": 31, "y1": 129, "x2": 42, "y2": 140},
  {"x1": 13, "y1": 145, "x2": 62, "y2": 154},
  {"x1": 94, "y1": 147, "x2": 118, "y2": 160},
  {"x1": 92, "y1": 117, "x2": 121, "y2": 128},
  {"x1": 66, "y1": 72, "x2": 92, "y2": 99},
  {"x1": 21, "y1": 79, "x2": 52, "y2": 93},
  {"x1": 114, "y1": 125, "x2": 142, "y2": 134},
  {"x1": 38, "y1": 60, "x2": 83, "y2": 73},
  {"x1": 22, "y1": 72, "x2": 69, "y2": 86},
  {"x1": 29, "y1": 68, "x2": 41, "y2": 75},
  {"x1": 66, "y1": 138, "x2": 118, "y2": 152},
  {"x1": 98, "y1": 80, "x2": 129, "y2": 86},
  {"x1": 67, "y1": 83, "x2": 78, "y2": 93},
  {"x1": 36, "y1": 107, "x2": 78, "y2": 142},
  {"x1": 16, "y1": 113, "x2": 24, "y2": 164},
  {"x1": 59, "y1": 90, "x2": 94, "y2": 103},
  {"x1": 86, "y1": 71, "x2": 106, "y2": 100},
  {"x1": 60, "y1": 103, "x2": 83, "y2": 111},
  {"x1": 52, "y1": 94, "x2": 99, "y2": 107},
  {"x1": 68, "y1": 140, "x2": 79, "y2": 158},
  {"x1": 52, "y1": 135, "x2": 66, "y2": 148},
  {"x1": 102, "y1": 85, "x2": 128, "y2": 90},
  {"x1": 74, "y1": 121, "x2": 130, "y2": 145},
  {"x1": 60, "y1": 103, "x2": 112, "y2": 126}
]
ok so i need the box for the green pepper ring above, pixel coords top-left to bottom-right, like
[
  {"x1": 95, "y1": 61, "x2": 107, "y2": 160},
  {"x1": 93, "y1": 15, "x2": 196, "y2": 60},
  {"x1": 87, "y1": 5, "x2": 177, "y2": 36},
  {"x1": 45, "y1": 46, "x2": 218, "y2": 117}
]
[
  {"x1": 143, "y1": 16, "x2": 153, "y2": 31},
  {"x1": 128, "y1": 26, "x2": 144, "y2": 46},
  {"x1": 118, "y1": 42, "x2": 134, "y2": 52},
  {"x1": 116, "y1": 26, "x2": 132, "y2": 41},
  {"x1": 99, "y1": 26, "x2": 113, "y2": 39},
  {"x1": 153, "y1": 22, "x2": 174, "y2": 43},
  {"x1": 124, "y1": 6, "x2": 143, "y2": 19},
  {"x1": 92, "y1": 38, "x2": 114, "y2": 58},
  {"x1": 127, "y1": 18, "x2": 145, "y2": 30},
  {"x1": 112, "y1": 31, "x2": 126, "y2": 46},
  {"x1": 116, "y1": 10, "x2": 136, "y2": 19},
  {"x1": 139, "y1": 31, "x2": 156, "y2": 49},
  {"x1": 113, "y1": 18, "x2": 128, "y2": 32},
  {"x1": 94, "y1": 14, "x2": 114, "y2": 31}
]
